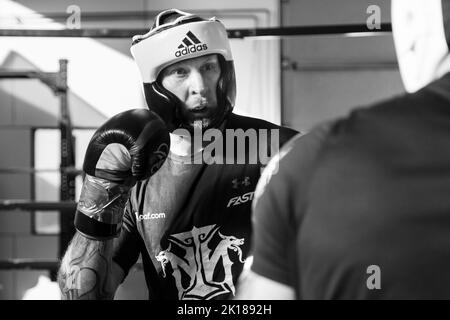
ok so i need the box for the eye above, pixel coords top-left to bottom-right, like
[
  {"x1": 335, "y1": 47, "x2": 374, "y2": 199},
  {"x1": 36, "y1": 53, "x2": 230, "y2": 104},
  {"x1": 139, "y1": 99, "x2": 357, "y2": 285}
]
[
  {"x1": 170, "y1": 67, "x2": 188, "y2": 77},
  {"x1": 203, "y1": 62, "x2": 219, "y2": 72}
]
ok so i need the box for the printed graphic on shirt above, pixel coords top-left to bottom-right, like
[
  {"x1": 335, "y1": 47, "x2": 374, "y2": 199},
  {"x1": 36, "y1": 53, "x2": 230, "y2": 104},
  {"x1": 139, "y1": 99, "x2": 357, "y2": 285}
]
[
  {"x1": 226, "y1": 192, "x2": 254, "y2": 207},
  {"x1": 134, "y1": 211, "x2": 166, "y2": 221},
  {"x1": 156, "y1": 224, "x2": 245, "y2": 300}
]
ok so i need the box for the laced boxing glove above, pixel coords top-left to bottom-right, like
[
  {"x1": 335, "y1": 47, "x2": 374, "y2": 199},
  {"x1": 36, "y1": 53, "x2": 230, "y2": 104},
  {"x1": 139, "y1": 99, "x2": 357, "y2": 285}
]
[{"x1": 74, "y1": 109, "x2": 170, "y2": 240}]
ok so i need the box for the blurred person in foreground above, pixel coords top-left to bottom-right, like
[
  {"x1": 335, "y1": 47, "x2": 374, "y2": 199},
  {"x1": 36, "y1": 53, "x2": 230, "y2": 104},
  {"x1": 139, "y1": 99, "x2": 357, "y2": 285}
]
[{"x1": 236, "y1": 0, "x2": 450, "y2": 299}]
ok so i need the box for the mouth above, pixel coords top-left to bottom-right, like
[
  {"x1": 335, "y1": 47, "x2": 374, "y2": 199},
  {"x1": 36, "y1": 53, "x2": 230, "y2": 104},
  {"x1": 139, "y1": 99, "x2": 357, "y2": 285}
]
[{"x1": 191, "y1": 104, "x2": 208, "y2": 113}]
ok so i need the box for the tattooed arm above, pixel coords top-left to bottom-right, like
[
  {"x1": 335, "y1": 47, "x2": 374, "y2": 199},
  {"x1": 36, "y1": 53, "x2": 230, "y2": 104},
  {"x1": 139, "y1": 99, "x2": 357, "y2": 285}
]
[{"x1": 57, "y1": 232, "x2": 125, "y2": 300}]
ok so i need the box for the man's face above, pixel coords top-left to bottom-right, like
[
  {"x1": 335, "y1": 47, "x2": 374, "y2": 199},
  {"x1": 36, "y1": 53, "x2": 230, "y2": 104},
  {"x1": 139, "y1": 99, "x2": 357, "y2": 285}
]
[{"x1": 160, "y1": 54, "x2": 221, "y2": 129}]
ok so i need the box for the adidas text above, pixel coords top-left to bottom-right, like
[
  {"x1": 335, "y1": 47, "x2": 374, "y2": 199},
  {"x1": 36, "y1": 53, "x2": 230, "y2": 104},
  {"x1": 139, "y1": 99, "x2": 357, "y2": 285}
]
[{"x1": 175, "y1": 44, "x2": 208, "y2": 57}]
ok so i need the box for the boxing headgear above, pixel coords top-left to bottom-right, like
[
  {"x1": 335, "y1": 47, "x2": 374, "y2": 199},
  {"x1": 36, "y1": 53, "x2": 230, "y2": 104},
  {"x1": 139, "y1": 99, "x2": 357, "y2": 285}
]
[
  {"x1": 392, "y1": 0, "x2": 450, "y2": 93},
  {"x1": 131, "y1": 9, "x2": 236, "y2": 131}
]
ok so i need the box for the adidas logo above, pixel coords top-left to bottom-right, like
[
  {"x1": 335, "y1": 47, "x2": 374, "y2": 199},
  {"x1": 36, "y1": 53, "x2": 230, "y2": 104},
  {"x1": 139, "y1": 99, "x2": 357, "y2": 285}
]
[{"x1": 175, "y1": 31, "x2": 208, "y2": 57}]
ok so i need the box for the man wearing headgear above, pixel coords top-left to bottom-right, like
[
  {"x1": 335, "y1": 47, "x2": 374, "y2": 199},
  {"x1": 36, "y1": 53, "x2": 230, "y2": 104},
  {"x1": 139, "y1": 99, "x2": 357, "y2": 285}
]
[
  {"x1": 236, "y1": 0, "x2": 450, "y2": 299},
  {"x1": 58, "y1": 9, "x2": 297, "y2": 300}
]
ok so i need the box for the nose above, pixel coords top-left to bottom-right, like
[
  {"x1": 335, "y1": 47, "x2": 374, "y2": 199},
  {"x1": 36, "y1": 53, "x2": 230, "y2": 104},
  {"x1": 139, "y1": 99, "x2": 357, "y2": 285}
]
[{"x1": 188, "y1": 69, "x2": 207, "y2": 96}]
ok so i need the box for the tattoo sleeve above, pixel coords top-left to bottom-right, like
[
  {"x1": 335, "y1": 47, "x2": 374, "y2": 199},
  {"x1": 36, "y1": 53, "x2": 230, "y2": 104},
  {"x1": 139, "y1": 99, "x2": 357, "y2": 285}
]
[{"x1": 58, "y1": 232, "x2": 117, "y2": 300}]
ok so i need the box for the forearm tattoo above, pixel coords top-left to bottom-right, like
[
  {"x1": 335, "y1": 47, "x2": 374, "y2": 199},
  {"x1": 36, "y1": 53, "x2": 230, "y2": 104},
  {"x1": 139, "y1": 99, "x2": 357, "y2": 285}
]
[{"x1": 58, "y1": 233, "x2": 115, "y2": 300}]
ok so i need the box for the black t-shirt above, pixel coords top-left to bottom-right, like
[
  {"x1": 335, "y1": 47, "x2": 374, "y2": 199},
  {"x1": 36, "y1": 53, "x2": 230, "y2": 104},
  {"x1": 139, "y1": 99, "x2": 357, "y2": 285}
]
[
  {"x1": 112, "y1": 113, "x2": 298, "y2": 300},
  {"x1": 251, "y1": 73, "x2": 450, "y2": 299}
]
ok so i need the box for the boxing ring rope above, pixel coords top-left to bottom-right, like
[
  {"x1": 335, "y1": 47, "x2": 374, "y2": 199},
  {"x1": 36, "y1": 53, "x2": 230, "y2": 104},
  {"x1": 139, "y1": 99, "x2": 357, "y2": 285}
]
[
  {"x1": 0, "y1": 23, "x2": 392, "y2": 39},
  {"x1": 0, "y1": 259, "x2": 143, "y2": 271},
  {"x1": 0, "y1": 200, "x2": 77, "y2": 211},
  {"x1": 0, "y1": 67, "x2": 67, "y2": 93},
  {"x1": 0, "y1": 167, "x2": 83, "y2": 175},
  {"x1": 0, "y1": 259, "x2": 62, "y2": 271}
]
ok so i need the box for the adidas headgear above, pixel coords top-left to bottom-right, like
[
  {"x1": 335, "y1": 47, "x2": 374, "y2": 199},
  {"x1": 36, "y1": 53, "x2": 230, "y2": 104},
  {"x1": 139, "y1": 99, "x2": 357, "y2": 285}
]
[{"x1": 131, "y1": 9, "x2": 236, "y2": 131}]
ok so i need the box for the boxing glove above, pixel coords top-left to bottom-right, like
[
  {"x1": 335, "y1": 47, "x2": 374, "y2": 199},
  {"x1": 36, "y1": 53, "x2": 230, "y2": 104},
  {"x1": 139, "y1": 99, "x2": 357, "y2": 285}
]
[{"x1": 74, "y1": 109, "x2": 170, "y2": 240}]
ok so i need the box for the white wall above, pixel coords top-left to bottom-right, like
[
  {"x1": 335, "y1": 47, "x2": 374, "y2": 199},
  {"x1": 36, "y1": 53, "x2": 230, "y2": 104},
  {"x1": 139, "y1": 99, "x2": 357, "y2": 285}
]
[{"x1": 282, "y1": 0, "x2": 405, "y2": 132}]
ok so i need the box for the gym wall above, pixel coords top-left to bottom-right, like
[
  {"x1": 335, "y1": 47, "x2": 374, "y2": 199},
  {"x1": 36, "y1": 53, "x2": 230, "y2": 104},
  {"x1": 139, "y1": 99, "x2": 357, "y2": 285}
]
[{"x1": 282, "y1": 0, "x2": 404, "y2": 131}]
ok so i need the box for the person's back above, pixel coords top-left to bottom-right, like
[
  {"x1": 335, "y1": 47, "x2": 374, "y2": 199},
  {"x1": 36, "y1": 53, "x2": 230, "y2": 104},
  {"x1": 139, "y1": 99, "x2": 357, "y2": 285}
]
[
  {"x1": 296, "y1": 73, "x2": 450, "y2": 299},
  {"x1": 237, "y1": 0, "x2": 450, "y2": 299}
]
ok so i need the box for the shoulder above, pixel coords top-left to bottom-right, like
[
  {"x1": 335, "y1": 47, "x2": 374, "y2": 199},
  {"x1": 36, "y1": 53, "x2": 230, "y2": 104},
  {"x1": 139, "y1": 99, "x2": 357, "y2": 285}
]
[
  {"x1": 322, "y1": 91, "x2": 427, "y2": 144},
  {"x1": 338, "y1": 89, "x2": 426, "y2": 128},
  {"x1": 226, "y1": 113, "x2": 299, "y2": 146},
  {"x1": 272, "y1": 121, "x2": 334, "y2": 178},
  {"x1": 254, "y1": 121, "x2": 334, "y2": 204}
]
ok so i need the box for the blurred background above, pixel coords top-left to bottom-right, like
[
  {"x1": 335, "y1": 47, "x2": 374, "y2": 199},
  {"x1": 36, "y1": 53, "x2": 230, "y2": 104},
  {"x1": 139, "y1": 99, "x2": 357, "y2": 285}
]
[{"x1": 0, "y1": 0, "x2": 403, "y2": 299}]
